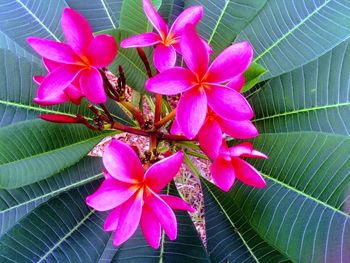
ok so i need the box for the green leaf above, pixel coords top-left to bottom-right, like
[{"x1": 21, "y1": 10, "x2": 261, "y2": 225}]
[
  {"x1": 202, "y1": 180, "x2": 291, "y2": 263},
  {"x1": 0, "y1": 182, "x2": 111, "y2": 262},
  {"x1": 230, "y1": 132, "x2": 350, "y2": 262},
  {"x1": 119, "y1": 0, "x2": 162, "y2": 34},
  {"x1": 0, "y1": 0, "x2": 66, "y2": 55},
  {"x1": 242, "y1": 62, "x2": 267, "y2": 93},
  {"x1": 251, "y1": 40, "x2": 350, "y2": 136},
  {"x1": 103, "y1": 29, "x2": 153, "y2": 93},
  {"x1": 64, "y1": 0, "x2": 122, "y2": 31},
  {"x1": 0, "y1": 119, "x2": 111, "y2": 188},
  {"x1": 0, "y1": 156, "x2": 103, "y2": 235},
  {"x1": 158, "y1": 0, "x2": 184, "y2": 26},
  {"x1": 236, "y1": 0, "x2": 350, "y2": 79},
  {"x1": 111, "y1": 182, "x2": 210, "y2": 262},
  {"x1": 185, "y1": 0, "x2": 268, "y2": 57}
]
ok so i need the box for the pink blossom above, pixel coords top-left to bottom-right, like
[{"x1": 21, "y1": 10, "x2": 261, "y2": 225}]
[
  {"x1": 86, "y1": 139, "x2": 194, "y2": 248},
  {"x1": 39, "y1": 114, "x2": 80, "y2": 123},
  {"x1": 120, "y1": 0, "x2": 203, "y2": 72},
  {"x1": 146, "y1": 25, "x2": 254, "y2": 139},
  {"x1": 27, "y1": 8, "x2": 118, "y2": 105},
  {"x1": 211, "y1": 141, "x2": 267, "y2": 192}
]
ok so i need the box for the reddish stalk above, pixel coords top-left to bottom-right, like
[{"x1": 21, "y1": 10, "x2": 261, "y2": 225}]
[
  {"x1": 120, "y1": 100, "x2": 145, "y2": 128},
  {"x1": 136, "y1": 48, "x2": 153, "y2": 78},
  {"x1": 154, "y1": 109, "x2": 176, "y2": 129}
]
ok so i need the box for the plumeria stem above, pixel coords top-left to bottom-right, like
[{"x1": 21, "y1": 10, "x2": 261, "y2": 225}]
[
  {"x1": 137, "y1": 48, "x2": 152, "y2": 78},
  {"x1": 99, "y1": 103, "x2": 113, "y2": 122},
  {"x1": 154, "y1": 109, "x2": 176, "y2": 129},
  {"x1": 99, "y1": 69, "x2": 120, "y2": 101},
  {"x1": 111, "y1": 122, "x2": 149, "y2": 136},
  {"x1": 120, "y1": 100, "x2": 145, "y2": 128},
  {"x1": 154, "y1": 94, "x2": 162, "y2": 123}
]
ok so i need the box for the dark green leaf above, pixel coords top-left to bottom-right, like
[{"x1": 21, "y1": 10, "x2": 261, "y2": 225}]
[
  {"x1": 236, "y1": 0, "x2": 350, "y2": 79},
  {"x1": 0, "y1": 119, "x2": 111, "y2": 188},
  {"x1": 0, "y1": 182, "x2": 111, "y2": 262},
  {"x1": 0, "y1": 157, "x2": 103, "y2": 235}
]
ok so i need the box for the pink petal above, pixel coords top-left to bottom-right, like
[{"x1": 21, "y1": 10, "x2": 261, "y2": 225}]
[
  {"x1": 27, "y1": 37, "x2": 84, "y2": 65},
  {"x1": 140, "y1": 205, "x2": 161, "y2": 249},
  {"x1": 159, "y1": 195, "x2": 195, "y2": 212},
  {"x1": 146, "y1": 189, "x2": 177, "y2": 240},
  {"x1": 229, "y1": 142, "x2": 268, "y2": 159},
  {"x1": 113, "y1": 189, "x2": 144, "y2": 246},
  {"x1": 205, "y1": 41, "x2": 253, "y2": 83},
  {"x1": 206, "y1": 85, "x2": 253, "y2": 120},
  {"x1": 142, "y1": 0, "x2": 168, "y2": 37},
  {"x1": 39, "y1": 114, "x2": 79, "y2": 123},
  {"x1": 33, "y1": 76, "x2": 44, "y2": 85},
  {"x1": 104, "y1": 206, "x2": 122, "y2": 231},
  {"x1": 146, "y1": 67, "x2": 195, "y2": 95},
  {"x1": 153, "y1": 43, "x2": 176, "y2": 72},
  {"x1": 87, "y1": 34, "x2": 118, "y2": 67},
  {"x1": 43, "y1": 58, "x2": 63, "y2": 72},
  {"x1": 210, "y1": 156, "x2": 235, "y2": 192},
  {"x1": 104, "y1": 170, "x2": 113, "y2": 180},
  {"x1": 103, "y1": 139, "x2": 144, "y2": 183},
  {"x1": 177, "y1": 88, "x2": 207, "y2": 139},
  {"x1": 170, "y1": 119, "x2": 182, "y2": 135},
  {"x1": 35, "y1": 65, "x2": 82, "y2": 105},
  {"x1": 198, "y1": 118, "x2": 222, "y2": 160},
  {"x1": 227, "y1": 75, "x2": 245, "y2": 92},
  {"x1": 217, "y1": 118, "x2": 258, "y2": 139},
  {"x1": 85, "y1": 179, "x2": 138, "y2": 211},
  {"x1": 79, "y1": 67, "x2": 107, "y2": 104},
  {"x1": 144, "y1": 151, "x2": 183, "y2": 192},
  {"x1": 61, "y1": 8, "x2": 93, "y2": 56},
  {"x1": 232, "y1": 157, "x2": 266, "y2": 188},
  {"x1": 169, "y1": 6, "x2": 203, "y2": 37},
  {"x1": 64, "y1": 84, "x2": 83, "y2": 105},
  {"x1": 181, "y1": 25, "x2": 209, "y2": 78},
  {"x1": 120, "y1": 32, "x2": 161, "y2": 48}
]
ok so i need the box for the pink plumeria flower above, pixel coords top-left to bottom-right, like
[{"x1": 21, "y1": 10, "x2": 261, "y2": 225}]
[
  {"x1": 211, "y1": 141, "x2": 267, "y2": 192},
  {"x1": 27, "y1": 8, "x2": 118, "y2": 105},
  {"x1": 86, "y1": 139, "x2": 194, "y2": 249},
  {"x1": 33, "y1": 58, "x2": 83, "y2": 105},
  {"x1": 146, "y1": 25, "x2": 254, "y2": 139},
  {"x1": 120, "y1": 0, "x2": 203, "y2": 72}
]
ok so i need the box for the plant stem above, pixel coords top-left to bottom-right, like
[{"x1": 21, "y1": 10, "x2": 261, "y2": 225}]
[
  {"x1": 99, "y1": 103, "x2": 113, "y2": 122},
  {"x1": 136, "y1": 48, "x2": 152, "y2": 78},
  {"x1": 120, "y1": 100, "x2": 145, "y2": 128},
  {"x1": 154, "y1": 109, "x2": 176, "y2": 128},
  {"x1": 111, "y1": 122, "x2": 149, "y2": 136},
  {"x1": 154, "y1": 94, "x2": 162, "y2": 123}
]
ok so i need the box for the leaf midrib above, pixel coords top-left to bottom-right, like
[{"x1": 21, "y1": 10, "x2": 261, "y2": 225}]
[
  {"x1": 37, "y1": 209, "x2": 95, "y2": 263},
  {"x1": 252, "y1": 102, "x2": 350, "y2": 123},
  {"x1": 207, "y1": 0, "x2": 230, "y2": 45},
  {"x1": 253, "y1": 0, "x2": 331, "y2": 63},
  {"x1": 100, "y1": 0, "x2": 117, "y2": 28},
  {"x1": 0, "y1": 173, "x2": 103, "y2": 214},
  {"x1": 261, "y1": 172, "x2": 350, "y2": 219},
  {"x1": 0, "y1": 133, "x2": 108, "y2": 167}
]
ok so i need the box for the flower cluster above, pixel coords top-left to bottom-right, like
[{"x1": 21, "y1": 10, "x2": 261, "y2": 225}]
[{"x1": 27, "y1": 0, "x2": 267, "y2": 249}]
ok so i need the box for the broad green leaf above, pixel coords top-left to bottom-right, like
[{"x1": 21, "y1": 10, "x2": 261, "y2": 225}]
[
  {"x1": 104, "y1": 29, "x2": 153, "y2": 93},
  {"x1": 230, "y1": 132, "x2": 350, "y2": 262},
  {"x1": 236, "y1": 0, "x2": 350, "y2": 80},
  {"x1": 185, "y1": 0, "x2": 268, "y2": 57},
  {"x1": 158, "y1": 0, "x2": 184, "y2": 26},
  {"x1": 0, "y1": 119, "x2": 111, "y2": 188},
  {"x1": 119, "y1": 0, "x2": 162, "y2": 34},
  {"x1": 0, "y1": 157, "x2": 103, "y2": 235},
  {"x1": 251, "y1": 40, "x2": 350, "y2": 136},
  {"x1": 242, "y1": 62, "x2": 267, "y2": 93},
  {"x1": 112, "y1": 182, "x2": 210, "y2": 262},
  {"x1": 64, "y1": 0, "x2": 122, "y2": 31},
  {"x1": 0, "y1": 0, "x2": 66, "y2": 55},
  {"x1": 202, "y1": 180, "x2": 290, "y2": 263},
  {"x1": 0, "y1": 182, "x2": 111, "y2": 262}
]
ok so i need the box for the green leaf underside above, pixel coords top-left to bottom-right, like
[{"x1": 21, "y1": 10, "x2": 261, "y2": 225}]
[
  {"x1": 0, "y1": 182, "x2": 111, "y2": 263},
  {"x1": 112, "y1": 182, "x2": 209, "y2": 262},
  {"x1": 102, "y1": 29, "x2": 153, "y2": 93},
  {"x1": 0, "y1": 157, "x2": 104, "y2": 236},
  {"x1": 0, "y1": 119, "x2": 112, "y2": 188},
  {"x1": 251, "y1": 40, "x2": 350, "y2": 136},
  {"x1": 185, "y1": 0, "x2": 268, "y2": 57},
  {"x1": 202, "y1": 180, "x2": 291, "y2": 263},
  {"x1": 119, "y1": 0, "x2": 162, "y2": 34},
  {"x1": 236, "y1": 0, "x2": 350, "y2": 80},
  {"x1": 158, "y1": 0, "x2": 184, "y2": 27}
]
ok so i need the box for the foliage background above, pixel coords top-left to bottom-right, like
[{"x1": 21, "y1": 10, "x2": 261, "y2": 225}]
[{"x1": 0, "y1": 0, "x2": 350, "y2": 262}]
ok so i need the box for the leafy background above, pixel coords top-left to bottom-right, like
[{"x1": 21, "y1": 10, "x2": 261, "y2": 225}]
[{"x1": 0, "y1": 0, "x2": 350, "y2": 262}]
